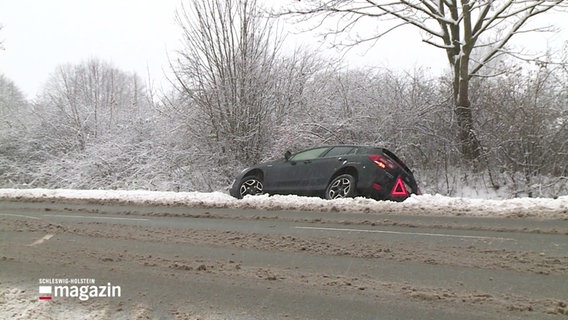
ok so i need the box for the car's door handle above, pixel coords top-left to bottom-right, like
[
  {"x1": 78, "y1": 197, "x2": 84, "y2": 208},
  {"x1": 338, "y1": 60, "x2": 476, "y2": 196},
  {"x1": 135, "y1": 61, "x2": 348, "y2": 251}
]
[
  {"x1": 304, "y1": 160, "x2": 311, "y2": 164},
  {"x1": 338, "y1": 157, "x2": 346, "y2": 161}
]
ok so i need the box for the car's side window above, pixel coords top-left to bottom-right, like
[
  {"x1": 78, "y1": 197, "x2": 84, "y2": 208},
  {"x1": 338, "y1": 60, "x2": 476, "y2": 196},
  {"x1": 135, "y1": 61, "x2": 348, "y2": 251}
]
[
  {"x1": 290, "y1": 147, "x2": 329, "y2": 161},
  {"x1": 323, "y1": 146, "x2": 355, "y2": 158}
]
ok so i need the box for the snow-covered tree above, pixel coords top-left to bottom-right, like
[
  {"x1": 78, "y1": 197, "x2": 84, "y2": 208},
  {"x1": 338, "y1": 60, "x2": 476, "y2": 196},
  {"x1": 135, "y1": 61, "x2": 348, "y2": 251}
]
[
  {"x1": 473, "y1": 59, "x2": 568, "y2": 196},
  {"x1": 0, "y1": 74, "x2": 29, "y2": 132},
  {"x1": 0, "y1": 74, "x2": 32, "y2": 187},
  {"x1": 171, "y1": 0, "x2": 312, "y2": 183},
  {"x1": 34, "y1": 59, "x2": 149, "y2": 152},
  {"x1": 278, "y1": 0, "x2": 567, "y2": 163}
]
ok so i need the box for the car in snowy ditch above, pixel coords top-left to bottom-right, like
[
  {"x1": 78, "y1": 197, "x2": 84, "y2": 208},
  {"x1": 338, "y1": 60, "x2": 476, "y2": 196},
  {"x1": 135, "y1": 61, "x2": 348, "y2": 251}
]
[{"x1": 230, "y1": 145, "x2": 420, "y2": 201}]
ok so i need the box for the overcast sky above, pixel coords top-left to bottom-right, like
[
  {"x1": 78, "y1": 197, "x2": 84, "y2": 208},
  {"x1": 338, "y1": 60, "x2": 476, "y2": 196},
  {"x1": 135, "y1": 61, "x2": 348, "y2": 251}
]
[
  {"x1": 0, "y1": 0, "x2": 566, "y2": 99},
  {"x1": 0, "y1": 0, "x2": 180, "y2": 98}
]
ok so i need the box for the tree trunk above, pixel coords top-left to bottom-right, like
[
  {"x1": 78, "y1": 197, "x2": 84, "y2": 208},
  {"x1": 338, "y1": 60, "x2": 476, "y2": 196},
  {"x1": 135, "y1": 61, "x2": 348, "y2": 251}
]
[
  {"x1": 454, "y1": 49, "x2": 481, "y2": 163},
  {"x1": 455, "y1": 98, "x2": 481, "y2": 162}
]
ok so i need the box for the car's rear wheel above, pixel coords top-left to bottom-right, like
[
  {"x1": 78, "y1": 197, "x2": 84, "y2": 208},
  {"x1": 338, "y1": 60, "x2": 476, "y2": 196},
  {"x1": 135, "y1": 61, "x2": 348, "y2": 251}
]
[
  {"x1": 325, "y1": 174, "x2": 356, "y2": 199},
  {"x1": 238, "y1": 175, "x2": 264, "y2": 198}
]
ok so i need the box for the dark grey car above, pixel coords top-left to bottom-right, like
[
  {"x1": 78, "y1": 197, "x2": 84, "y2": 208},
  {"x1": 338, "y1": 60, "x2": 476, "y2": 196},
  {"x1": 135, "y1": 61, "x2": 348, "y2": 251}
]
[{"x1": 230, "y1": 145, "x2": 419, "y2": 201}]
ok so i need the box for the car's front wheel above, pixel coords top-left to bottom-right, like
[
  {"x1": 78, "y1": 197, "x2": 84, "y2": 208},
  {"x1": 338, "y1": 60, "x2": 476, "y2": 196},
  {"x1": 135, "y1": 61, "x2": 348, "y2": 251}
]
[
  {"x1": 325, "y1": 174, "x2": 356, "y2": 199},
  {"x1": 237, "y1": 175, "x2": 264, "y2": 199}
]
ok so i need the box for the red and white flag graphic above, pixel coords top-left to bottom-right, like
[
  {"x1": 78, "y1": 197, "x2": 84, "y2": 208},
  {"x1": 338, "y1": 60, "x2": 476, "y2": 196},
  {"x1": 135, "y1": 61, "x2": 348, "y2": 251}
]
[{"x1": 39, "y1": 286, "x2": 52, "y2": 300}]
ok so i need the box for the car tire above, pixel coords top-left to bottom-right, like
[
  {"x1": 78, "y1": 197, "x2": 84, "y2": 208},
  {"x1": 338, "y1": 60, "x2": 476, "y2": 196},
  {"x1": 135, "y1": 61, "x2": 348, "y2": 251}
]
[
  {"x1": 325, "y1": 174, "x2": 356, "y2": 200},
  {"x1": 237, "y1": 175, "x2": 264, "y2": 199}
]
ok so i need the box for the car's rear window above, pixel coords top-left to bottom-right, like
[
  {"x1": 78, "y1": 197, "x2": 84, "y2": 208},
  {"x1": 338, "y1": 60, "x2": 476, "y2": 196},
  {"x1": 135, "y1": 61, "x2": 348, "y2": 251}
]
[
  {"x1": 356, "y1": 147, "x2": 380, "y2": 154},
  {"x1": 290, "y1": 147, "x2": 329, "y2": 161},
  {"x1": 322, "y1": 146, "x2": 355, "y2": 157}
]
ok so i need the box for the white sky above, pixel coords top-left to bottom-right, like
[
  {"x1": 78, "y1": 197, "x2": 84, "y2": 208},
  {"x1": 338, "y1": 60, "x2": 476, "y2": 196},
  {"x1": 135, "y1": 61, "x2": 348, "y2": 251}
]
[
  {"x1": 0, "y1": 0, "x2": 180, "y2": 98},
  {"x1": 0, "y1": 0, "x2": 566, "y2": 99}
]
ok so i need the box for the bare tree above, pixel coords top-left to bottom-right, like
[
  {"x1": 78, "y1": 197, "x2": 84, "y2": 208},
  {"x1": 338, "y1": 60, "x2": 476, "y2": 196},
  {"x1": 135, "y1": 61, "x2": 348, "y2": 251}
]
[
  {"x1": 171, "y1": 0, "x2": 286, "y2": 180},
  {"x1": 474, "y1": 59, "x2": 568, "y2": 197},
  {"x1": 35, "y1": 59, "x2": 148, "y2": 152},
  {"x1": 279, "y1": 0, "x2": 566, "y2": 163}
]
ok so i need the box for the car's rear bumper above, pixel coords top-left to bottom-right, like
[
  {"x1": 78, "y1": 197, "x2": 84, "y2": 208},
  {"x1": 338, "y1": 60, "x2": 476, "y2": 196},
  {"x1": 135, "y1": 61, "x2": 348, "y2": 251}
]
[{"x1": 357, "y1": 170, "x2": 417, "y2": 202}]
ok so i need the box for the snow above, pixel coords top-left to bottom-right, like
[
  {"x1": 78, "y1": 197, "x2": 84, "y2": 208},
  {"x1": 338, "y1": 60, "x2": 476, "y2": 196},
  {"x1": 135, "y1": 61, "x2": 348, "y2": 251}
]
[
  {"x1": 0, "y1": 286, "x2": 108, "y2": 320},
  {"x1": 0, "y1": 189, "x2": 566, "y2": 319},
  {"x1": 0, "y1": 188, "x2": 566, "y2": 219},
  {"x1": 0, "y1": 285, "x2": 230, "y2": 320}
]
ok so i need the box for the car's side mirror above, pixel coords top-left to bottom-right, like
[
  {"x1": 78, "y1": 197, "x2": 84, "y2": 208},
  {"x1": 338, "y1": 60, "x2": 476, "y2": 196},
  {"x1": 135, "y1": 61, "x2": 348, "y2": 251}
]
[{"x1": 284, "y1": 151, "x2": 292, "y2": 161}]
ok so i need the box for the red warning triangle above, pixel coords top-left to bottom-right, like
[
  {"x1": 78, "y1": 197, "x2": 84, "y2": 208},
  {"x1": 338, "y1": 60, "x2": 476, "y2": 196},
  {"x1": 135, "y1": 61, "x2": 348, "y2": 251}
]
[{"x1": 391, "y1": 176, "x2": 409, "y2": 197}]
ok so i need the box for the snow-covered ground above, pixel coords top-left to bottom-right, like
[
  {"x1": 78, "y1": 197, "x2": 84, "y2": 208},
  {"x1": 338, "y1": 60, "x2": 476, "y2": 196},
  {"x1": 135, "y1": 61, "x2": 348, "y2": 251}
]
[
  {"x1": 1, "y1": 188, "x2": 566, "y2": 319},
  {"x1": 0, "y1": 188, "x2": 566, "y2": 219},
  {"x1": 0, "y1": 285, "x2": 225, "y2": 320}
]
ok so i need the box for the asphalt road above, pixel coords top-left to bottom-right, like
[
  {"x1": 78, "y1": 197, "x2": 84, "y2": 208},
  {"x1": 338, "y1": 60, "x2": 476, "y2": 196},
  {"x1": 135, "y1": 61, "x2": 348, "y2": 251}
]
[{"x1": 1, "y1": 200, "x2": 567, "y2": 319}]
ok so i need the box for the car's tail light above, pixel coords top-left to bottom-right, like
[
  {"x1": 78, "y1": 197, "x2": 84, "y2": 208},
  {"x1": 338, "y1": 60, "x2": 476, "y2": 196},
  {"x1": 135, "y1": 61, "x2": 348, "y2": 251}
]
[{"x1": 368, "y1": 154, "x2": 396, "y2": 170}]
